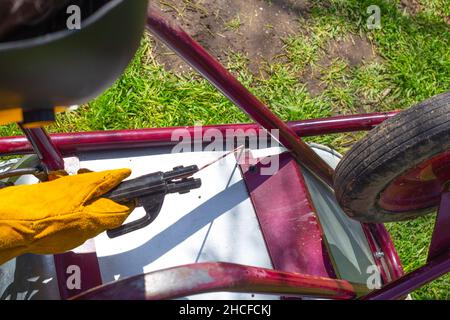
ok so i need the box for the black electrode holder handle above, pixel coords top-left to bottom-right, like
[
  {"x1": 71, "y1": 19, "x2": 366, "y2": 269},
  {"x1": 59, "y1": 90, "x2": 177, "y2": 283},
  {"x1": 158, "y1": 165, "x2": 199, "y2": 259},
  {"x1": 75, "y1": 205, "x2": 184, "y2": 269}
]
[{"x1": 105, "y1": 165, "x2": 201, "y2": 238}]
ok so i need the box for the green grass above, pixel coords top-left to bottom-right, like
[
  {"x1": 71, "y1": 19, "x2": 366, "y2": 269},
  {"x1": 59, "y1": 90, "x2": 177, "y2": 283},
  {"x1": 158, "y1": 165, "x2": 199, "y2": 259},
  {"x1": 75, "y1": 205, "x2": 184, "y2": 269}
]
[
  {"x1": 1, "y1": 0, "x2": 449, "y2": 299},
  {"x1": 386, "y1": 216, "x2": 450, "y2": 300},
  {"x1": 225, "y1": 15, "x2": 243, "y2": 31}
]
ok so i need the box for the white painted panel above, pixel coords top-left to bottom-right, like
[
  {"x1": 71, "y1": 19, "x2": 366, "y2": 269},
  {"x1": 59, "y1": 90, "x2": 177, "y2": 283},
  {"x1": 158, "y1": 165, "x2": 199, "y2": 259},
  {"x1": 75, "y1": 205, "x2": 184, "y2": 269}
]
[{"x1": 79, "y1": 148, "x2": 276, "y2": 300}]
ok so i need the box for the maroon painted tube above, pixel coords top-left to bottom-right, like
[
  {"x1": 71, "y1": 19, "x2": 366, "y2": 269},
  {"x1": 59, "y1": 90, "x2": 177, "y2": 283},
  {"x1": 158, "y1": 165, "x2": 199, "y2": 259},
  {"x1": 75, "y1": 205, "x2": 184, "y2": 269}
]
[
  {"x1": 361, "y1": 224, "x2": 390, "y2": 283},
  {"x1": 19, "y1": 125, "x2": 64, "y2": 171},
  {"x1": 362, "y1": 251, "x2": 450, "y2": 300},
  {"x1": 291, "y1": 111, "x2": 398, "y2": 136},
  {"x1": 146, "y1": 6, "x2": 335, "y2": 186},
  {"x1": 362, "y1": 223, "x2": 404, "y2": 284},
  {"x1": 368, "y1": 223, "x2": 404, "y2": 280},
  {"x1": 0, "y1": 112, "x2": 398, "y2": 156},
  {"x1": 72, "y1": 262, "x2": 366, "y2": 300},
  {"x1": 428, "y1": 192, "x2": 450, "y2": 262}
]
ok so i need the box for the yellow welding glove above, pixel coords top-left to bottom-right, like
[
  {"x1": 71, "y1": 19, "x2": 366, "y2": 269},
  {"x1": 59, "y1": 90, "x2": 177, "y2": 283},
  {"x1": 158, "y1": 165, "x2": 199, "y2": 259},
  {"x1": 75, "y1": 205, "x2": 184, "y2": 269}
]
[{"x1": 0, "y1": 169, "x2": 134, "y2": 265}]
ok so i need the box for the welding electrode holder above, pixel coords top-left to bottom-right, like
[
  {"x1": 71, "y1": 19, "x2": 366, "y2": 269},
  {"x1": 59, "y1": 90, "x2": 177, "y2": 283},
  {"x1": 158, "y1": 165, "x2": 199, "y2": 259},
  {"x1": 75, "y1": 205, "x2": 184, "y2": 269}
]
[{"x1": 104, "y1": 165, "x2": 201, "y2": 238}]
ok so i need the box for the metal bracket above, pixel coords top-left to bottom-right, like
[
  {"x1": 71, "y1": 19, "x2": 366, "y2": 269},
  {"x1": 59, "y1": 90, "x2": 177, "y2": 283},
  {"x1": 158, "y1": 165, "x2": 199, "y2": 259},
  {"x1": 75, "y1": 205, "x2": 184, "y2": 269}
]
[{"x1": 427, "y1": 185, "x2": 450, "y2": 262}]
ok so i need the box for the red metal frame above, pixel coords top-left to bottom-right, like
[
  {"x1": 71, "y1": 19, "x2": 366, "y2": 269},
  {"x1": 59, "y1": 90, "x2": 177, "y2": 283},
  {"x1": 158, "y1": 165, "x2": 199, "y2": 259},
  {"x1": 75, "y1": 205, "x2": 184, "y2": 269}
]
[
  {"x1": 0, "y1": 112, "x2": 398, "y2": 156},
  {"x1": 366, "y1": 223, "x2": 404, "y2": 281},
  {"x1": 362, "y1": 251, "x2": 450, "y2": 300},
  {"x1": 428, "y1": 190, "x2": 450, "y2": 262},
  {"x1": 1, "y1": 5, "x2": 448, "y2": 300},
  {"x1": 2, "y1": 115, "x2": 405, "y2": 299},
  {"x1": 71, "y1": 262, "x2": 367, "y2": 300},
  {"x1": 361, "y1": 225, "x2": 391, "y2": 283},
  {"x1": 19, "y1": 125, "x2": 64, "y2": 171},
  {"x1": 363, "y1": 192, "x2": 450, "y2": 299},
  {"x1": 239, "y1": 152, "x2": 336, "y2": 278}
]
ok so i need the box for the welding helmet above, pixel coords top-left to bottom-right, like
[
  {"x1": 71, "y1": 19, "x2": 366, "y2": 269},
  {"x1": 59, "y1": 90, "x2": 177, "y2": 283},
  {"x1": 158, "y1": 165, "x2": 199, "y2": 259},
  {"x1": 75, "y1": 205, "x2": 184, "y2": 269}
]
[{"x1": 0, "y1": 0, "x2": 148, "y2": 127}]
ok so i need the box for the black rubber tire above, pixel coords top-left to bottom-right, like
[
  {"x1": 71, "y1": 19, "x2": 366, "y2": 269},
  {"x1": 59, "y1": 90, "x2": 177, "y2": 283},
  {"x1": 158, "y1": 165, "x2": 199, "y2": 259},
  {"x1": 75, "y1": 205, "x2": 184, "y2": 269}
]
[{"x1": 334, "y1": 91, "x2": 450, "y2": 223}]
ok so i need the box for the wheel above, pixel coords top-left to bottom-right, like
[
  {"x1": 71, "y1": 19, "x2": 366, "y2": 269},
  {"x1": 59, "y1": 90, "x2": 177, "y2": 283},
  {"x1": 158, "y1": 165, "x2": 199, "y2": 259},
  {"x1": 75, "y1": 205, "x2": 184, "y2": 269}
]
[{"x1": 334, "y1": 91, "x2": 450, "y2": 223}]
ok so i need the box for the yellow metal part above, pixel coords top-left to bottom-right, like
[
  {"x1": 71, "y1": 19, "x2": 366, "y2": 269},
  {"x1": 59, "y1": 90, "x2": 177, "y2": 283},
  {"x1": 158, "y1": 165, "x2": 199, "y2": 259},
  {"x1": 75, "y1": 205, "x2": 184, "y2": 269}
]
[
  {"x1": 0, "y1": 108, "x2": 23, "y2": 126},
  {"x1": 0, "y1": 106, "x2": 68, "y2": 127},
  {"x1": 21, "y1": 120, "x2": 55, "y2": 129},
  {"x1": 54, "y1": 106, "x2": 68, "y2": 113}
]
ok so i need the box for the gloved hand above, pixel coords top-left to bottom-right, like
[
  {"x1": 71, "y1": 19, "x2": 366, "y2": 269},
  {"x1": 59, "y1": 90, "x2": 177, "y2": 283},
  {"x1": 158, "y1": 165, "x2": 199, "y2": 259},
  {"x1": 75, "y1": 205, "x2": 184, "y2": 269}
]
[{"x1": 0, "y1": 169, "x2": 134, "y2": 265}]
